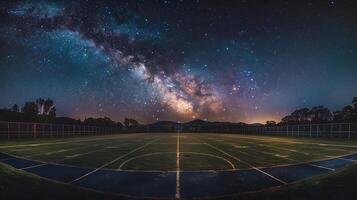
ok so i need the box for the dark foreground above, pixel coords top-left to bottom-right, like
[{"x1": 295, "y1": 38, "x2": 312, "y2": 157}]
[
  {"x1": 1, "y1": 161, "x2": 357, "y2": 200},
  {"x1": 0, "y1": 133, "x2": 357, "y2": 199}
]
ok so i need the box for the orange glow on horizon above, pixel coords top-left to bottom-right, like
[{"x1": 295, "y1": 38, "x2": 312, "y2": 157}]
[{"x1": 244, "y1": 115, "x2": 282, "y2": 124}]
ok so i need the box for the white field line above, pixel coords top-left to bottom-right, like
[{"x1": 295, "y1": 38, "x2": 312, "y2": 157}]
[
  {"x1": 58, "y1": 143, "x2": 130, "y2": 162},
  {"x1": 256, "y1": 149, "x2": 335, "y2": 171},
  {"x1": 118, "y1": 152, "x2": 175, "y2": 169},
  {"x1": 337, "y1": 157, "x2": 357, "y2": 162},
  {"x1": 182, "y1": 152, "x2": 236, "y2": 169},
  {"x1": 24, "y1": 147, "x2": 79, "y2": 158},
  {"x1": 199, "y1": 138, "x2": 287, "y2": 185},
  {"x1": 212, "y1": 137, "x2": 340, "y2": 171},
  {"x1": 175, "y1": 132, "x2": 180, "y2": 200},
  {"x1": 222, "y1": 135, "x2": 357, "y2": 171},
  {"x1": 62, "y1": 149, "x2": 106, "y2": 160},
  {"x1": 186, "y1": 136, "x2": 350, "y2": 161},
  {"x1": 232, "y1": 135, "x2": 357, "y2": 149},
  {"x1": 0, "y1": 135, "x2": 132, "y2": 149},
  {"x1": 22, "y1": 139, "x2": 124, "y2": 159},
  {"x1": 117, "y1": 151, "x2": 235, "y2": 171},
  {"x1": 68, "y1": 137, "x2": 160, "y2": 184},
  {"x1": 21, "y1": 163, "x2": 47, "y2": 170},
  {"x1": 221, "y1": 136, "x2": 356, "y2": 158}
]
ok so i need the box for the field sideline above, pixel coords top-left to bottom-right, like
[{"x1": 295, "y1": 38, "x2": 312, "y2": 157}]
[{"x1": 1, "y1": 133, "x2": 357, "y2": 199}]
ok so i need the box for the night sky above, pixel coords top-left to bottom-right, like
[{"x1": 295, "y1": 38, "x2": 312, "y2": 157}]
[{"x1": 1, "y1": 0, "x2": 357, "y2": 124}]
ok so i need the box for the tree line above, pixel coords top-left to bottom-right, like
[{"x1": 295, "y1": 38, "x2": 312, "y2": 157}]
[
  {"x1": 0, "y1": 98, "x2": 142, "y2": 129},
  {"x1": 267, "y1": 97, "x2": 357, "y2": 125}
]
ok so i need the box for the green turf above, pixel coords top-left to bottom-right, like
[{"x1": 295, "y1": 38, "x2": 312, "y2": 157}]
[{"x1": 1, "y1": 133, "x2": 357, "y2": 171}]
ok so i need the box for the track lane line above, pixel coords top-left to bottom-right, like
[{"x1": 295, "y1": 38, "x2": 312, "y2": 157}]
[
  {"x1": 197, "y1": 137, "x2": 287, "y2": 185},
  {"x1": 21, "y1": 163, "x2": 48, "y2": 170},
  {"x1": 68, "y1": 137, "x2": 160, "y2": 184}
]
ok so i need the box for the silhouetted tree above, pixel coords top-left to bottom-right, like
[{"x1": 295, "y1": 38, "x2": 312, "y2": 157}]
[
  {"x1": 333, "y1": 111, "x2": 344, "y2": 123},
  {"x1": 36, "y1": 98, "x2": 55, "y2": 115},
  {"x1": 22, "y1": 102, "x2": 38, "y2": 121},
  {"x1": 291, "y1": 108, "x2": 310, "y2": 122},
  {"x1": 12, "y1": 104, "x2": 19, "y2": 112},
  {"x1": 341, "y1": 105, "x2": 354, "y2": 122},
  {"x1": 309, "y1": 106, "x2": 332, "y2": 123},
  {"x1": 36, "y1": 98, "x2": 45, "y2": 114},
  {"x1": 48, "y1": 106, "x2": 56, "y2": 118},
  {"x1": 266, "y1": 120, "x2": 276, "y2": 126},
  {"x1": 353, "y1": 97, "x2": 357, "y2": 109},
  {"x1": 124, "y1": 118, "x2": 139, "y2": 128},
  {"x1": 84, "y1": 117, "x2": 121, "y2": 127}
]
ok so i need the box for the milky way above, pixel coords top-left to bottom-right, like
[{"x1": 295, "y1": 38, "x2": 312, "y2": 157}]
[{"x1": 1, "y1": 1, "x2": 357, "y2": 123}]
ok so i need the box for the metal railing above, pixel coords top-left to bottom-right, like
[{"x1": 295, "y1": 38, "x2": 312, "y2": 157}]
[
  {"x1": 239, "y1": 123, "x2": 357, "y2": 139},
  {"x1": 0, "y1": 121, "x2": 122, "y2": 139}
]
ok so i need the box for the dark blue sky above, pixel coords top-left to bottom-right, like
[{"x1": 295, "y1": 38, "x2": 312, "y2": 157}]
[{"x1": 1, "y1": 0, "x2": 356, "y2": 123}]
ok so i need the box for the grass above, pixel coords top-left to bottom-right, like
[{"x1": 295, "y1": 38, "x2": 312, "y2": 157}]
[{"x1": 1, "y1": 133, "x2": 357, "y2": 171}]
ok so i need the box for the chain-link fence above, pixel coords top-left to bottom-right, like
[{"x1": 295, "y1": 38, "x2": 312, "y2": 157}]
[
  {"x1": 239, "y1": 123, "x2": 357, "y2": 139},
  {"x1": 0, "y1": 121, "x2": 122, "y2": 139}
]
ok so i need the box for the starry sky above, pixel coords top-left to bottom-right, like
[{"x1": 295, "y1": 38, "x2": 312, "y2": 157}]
[{"x1": 1, "y1": 0, "x2": 357, "y2": 124}]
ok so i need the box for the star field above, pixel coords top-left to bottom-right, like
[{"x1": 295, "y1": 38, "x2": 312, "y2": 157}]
[{"x1": 1, "y1": 0, "x2": 357, "y2": 123}]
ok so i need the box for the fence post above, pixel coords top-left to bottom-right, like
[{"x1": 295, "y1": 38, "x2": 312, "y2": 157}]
[
  {"x1": 286, "y1": 125, "x2": 288, "y2": 136},
  {"x1": 33, "y1": 123, "x2": 36, "y2": 138},
  {"x1": 73, "y1": 125, "x2": 75, "y2": 136},
  {"x1": 317, "y1": 124, "x2": 319, "y2": 137},
  {"x1": 18, "y1": 123, "x2": 20, "y2": 138},
  {"x1": 7, "y1": 122, "x2": 10, "y2": 139},
  {"x1": 310, "y1": 124, "x2": 312, "y2": 137},
  {"x1": 50, "y1": 124, "x2": 53, "y2": 137},
  {"x1": 348, "y1": 123, "x2": 351, "y2": 140},
  {"x1": 330, "y1": 124, "x2": 333, "y2": 137},
  {"x1": 297, "y1": 125, "x2": 300, "y2": 137}
]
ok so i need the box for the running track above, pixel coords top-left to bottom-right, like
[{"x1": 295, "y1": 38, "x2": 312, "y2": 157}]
[{"x1": 1, "y1": 151, "x2": 357, "y2": 199}]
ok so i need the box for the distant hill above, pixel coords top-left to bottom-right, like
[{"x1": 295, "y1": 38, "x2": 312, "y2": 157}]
[{"x1": 144, "y1": 119, "x2": 253, "y2": 133}]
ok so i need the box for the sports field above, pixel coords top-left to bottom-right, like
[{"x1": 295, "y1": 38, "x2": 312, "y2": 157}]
[{"x1": 1, "y1": 133, "x2": 357, "y2": 199}]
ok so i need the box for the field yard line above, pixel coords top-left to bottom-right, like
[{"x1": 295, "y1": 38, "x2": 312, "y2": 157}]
[
  {"x1": 254, "y1": 148, "x2": 335, "y2": 171},
  {"x1": 337, "y1": 157, "x2": 357, "y2": 162},
  {"x1": 308, "y1": 163, "x2": 335, "y2": 171},
  {"x1": 117, "y1": 152, "x2": 176, "y2": 170},
  {"x1": 175, "y1": 132, "x2": 181, "y2": 200},
  {"x1": 68, "y1": 137, "x2": 160, "y2": 184},
  {"x1": 22, "y1": 139, "x2": 125, "y2": 159},
  {"x1": 198, "y1": 138, "x2": 287, "y2": 185},
  {"x1": 215, "y1": 138, "x2": 338, "y2": 171},
  {"x1": 118, "y1": 151, "x2": 235, "y2": 171},
  {"x1": 221, "y1": 136, "x2": 342, "y2": 156},
  {"x1": 25, "y1": 147, "x2": 79, "y2": 158},
  {"x1": 0, "y1": 135, "x2": 124, "y2": 149},
  {"x1": 232, "y1": 135, "x2": 357, "y2": 148},
  {"x1": 21, "y1": 163, "x2": 47, "y2": 170},
  {"x1": 59, "y1": 143, "x2": 131, "y2": 162}
]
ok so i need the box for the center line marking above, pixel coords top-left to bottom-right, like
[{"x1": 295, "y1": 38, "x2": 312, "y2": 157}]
[{"x1": 175, "y1": 132, "x2": 181, "y2": 199}]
